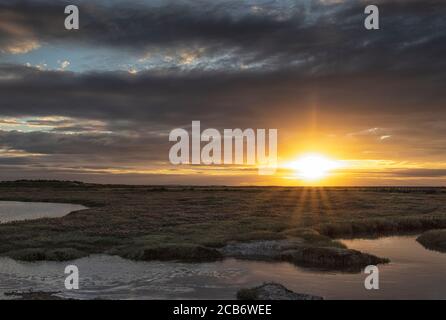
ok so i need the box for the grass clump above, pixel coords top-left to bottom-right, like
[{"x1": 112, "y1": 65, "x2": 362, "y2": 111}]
[
  {"x1": 115, "y1": 244, "x2": 223, "y2": 262},
  {"x1": 282, "y1": 228, "x2": 346, "y2": 248},
  {"x1": 5, "y1": 248, "x2": 87, "y2": 262},
  {"x1": 317, "y1": 216, "x2": 446, "y2": 238},
  {"x1": 237, "y1": 283, "x2": 323, "y2": 300},
  {"x1": 417, "y1": 229, "x2": 446, "y2": 253}
]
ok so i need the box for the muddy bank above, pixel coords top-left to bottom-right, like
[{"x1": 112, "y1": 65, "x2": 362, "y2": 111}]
[
  {"x1": 220, "y1": 239, "x2": 388, "y2": 271},
  {"x1": 237, "y1": 283, "x2": 323, "y2": 300},
  {"x1": 113, "y1": 244, "x2": 223, "y2": 262},
  {"x1": 417, "y1": 229, "x2": 446, "y2": 253},
  {"x1": 4, "y1": 248, "x2": 88, "y2": 262},
  {"x1": 5, "y1": 291, "x2": 69, "y2": 300}
]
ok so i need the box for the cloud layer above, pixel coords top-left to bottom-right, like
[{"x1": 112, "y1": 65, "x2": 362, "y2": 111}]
[{"x1": 0, "y1": 0, "x2": 445, "y2": 184}]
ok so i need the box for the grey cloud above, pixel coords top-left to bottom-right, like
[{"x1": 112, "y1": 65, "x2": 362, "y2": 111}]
[
  {"x1": 0, "y1": 0, "x2": 445, "y2": 184},
  {"x1": 0, "y1": 0, "x2": 445, "y2": 74},
  {"x1": 0, "y1": 63, "x2": 445, "y2": 129},
  {"x1": 0, "y1": 129, "x2": 171, "y2": 161}
]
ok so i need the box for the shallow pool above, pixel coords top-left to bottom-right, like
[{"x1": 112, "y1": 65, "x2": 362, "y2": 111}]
[{"x1": 0, "y1": 201, "x2": 86, "y2": 223}]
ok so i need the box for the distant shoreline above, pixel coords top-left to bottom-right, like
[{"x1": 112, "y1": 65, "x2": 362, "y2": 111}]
[{"x1": 1, "y1": 179, "x2": 445, "y2": 189}]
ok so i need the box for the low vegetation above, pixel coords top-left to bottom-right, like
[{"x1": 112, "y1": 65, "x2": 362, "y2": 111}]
[
  {"x1": 0, "y1": 181, "x2": 445, "y2": 268},
  {"x1": 5, "y1": 248, "x2": 87, "y2": 262},
  {"x1": 417, "y1": 229, "x2": 446, "y2": 253}
]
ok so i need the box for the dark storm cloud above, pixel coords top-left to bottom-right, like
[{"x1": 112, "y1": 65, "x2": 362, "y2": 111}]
[
  {"x1": 0, "y1": 129, "x2": 170, "y2": 160},
  {"x1": 0, "y1": 157, "x2": 31, "y2": 165},
  {"x1": 0, "y1": 0, "x2": 445, "y2": 73},
  {"x1": 0, "y1": 62, "x2": 445, "y2": 129}
]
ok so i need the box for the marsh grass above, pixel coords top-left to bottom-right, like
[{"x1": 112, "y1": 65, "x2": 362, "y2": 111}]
[
  {"x1": 0, "y1": 181, "x2": 445, "y2": 262},
  {"x1": 417, "y1": 229, "x2": 446, "y2": 253}
]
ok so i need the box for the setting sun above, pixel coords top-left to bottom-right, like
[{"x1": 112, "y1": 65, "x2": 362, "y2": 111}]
[{"x1": 286, "y1": 154, "x2": 342, "y2": 181}]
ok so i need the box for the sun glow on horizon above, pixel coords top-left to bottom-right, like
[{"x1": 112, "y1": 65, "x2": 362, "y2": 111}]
[{"x1": 286, "y1": 153, "x2": 343, "y2": 181}]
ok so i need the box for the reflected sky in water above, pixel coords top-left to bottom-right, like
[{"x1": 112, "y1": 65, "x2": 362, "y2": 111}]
[
  {"x1": 0, "y1": 201, "x2": 86, "y2": 223},
  {"x1": 1, "y1": 236, "x2": 445, "y2": 300}
]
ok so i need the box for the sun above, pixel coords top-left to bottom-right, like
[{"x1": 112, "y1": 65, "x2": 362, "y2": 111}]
[{"x1": 286, "y1": 153, "x2": 342, "y2": 181}]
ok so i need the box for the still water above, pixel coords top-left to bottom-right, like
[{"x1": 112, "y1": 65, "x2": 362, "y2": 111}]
[
  {"x1": 0, "y1": 235, "x2": 445, "y2": 300},
  {"x1": 0, "y1": 201, "x2": 86, "y2": 223}
]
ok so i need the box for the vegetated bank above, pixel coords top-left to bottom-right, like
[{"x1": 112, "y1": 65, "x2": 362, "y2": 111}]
[{"x1": 0, "y1": 181, "x2": 445, "y2": 270}]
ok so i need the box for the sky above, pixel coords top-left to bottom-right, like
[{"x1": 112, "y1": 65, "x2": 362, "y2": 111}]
[{"x1": 0, "y1": 0, "x2": 445, "y2": 186}]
